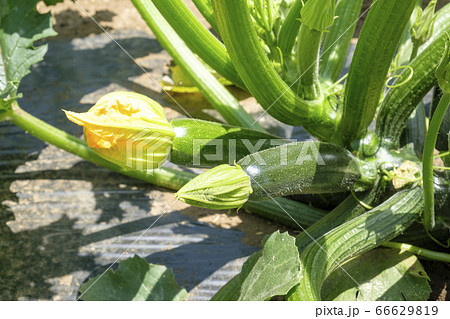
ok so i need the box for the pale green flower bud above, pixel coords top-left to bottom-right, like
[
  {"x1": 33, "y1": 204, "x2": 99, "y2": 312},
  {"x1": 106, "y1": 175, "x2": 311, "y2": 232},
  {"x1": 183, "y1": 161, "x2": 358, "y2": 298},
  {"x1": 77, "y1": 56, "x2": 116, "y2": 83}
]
[
  {"x1": 301, "y1": 0, "x2": 335, "y2": 32},
  {"x1": 411, "y1": 0, "x2": 437, "y2": 48},
  {"x1": 436, "y1": 42, "x2": 450, "y2": 94},
  {"x1": 64, "y1": 91, "x2": 175, "y2": 171},
  {"x1": 175, "y1": 164, "x2": 253, "y2": 210}
]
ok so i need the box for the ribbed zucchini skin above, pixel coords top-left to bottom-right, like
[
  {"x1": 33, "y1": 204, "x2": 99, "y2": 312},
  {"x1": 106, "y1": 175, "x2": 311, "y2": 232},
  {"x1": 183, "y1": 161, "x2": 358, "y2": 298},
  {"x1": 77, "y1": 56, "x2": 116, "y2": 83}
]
[
  {"x1": 237, "y1": 141, "x2": 363, "y2": 200},
  {"x1": 170, "y1": 118, "x2": 285, "y2": 167}
]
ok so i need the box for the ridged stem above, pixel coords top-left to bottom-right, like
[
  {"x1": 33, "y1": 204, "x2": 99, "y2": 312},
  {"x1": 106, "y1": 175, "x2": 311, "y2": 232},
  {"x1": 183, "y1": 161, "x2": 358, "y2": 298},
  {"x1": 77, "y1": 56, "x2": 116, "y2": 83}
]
[
  {"x1": 422, "y1": 93, "x2": 450, "y2": 231},
  {"x1": 319, "y1": 0, "x2": 364, "y2": 83},
  {"x1": 338, "y1": 0, "x2": 416, "y2": 146},
  {"x1": 191, "y1": 0, "x2": 219, "y2": 32},
  {"x1": 381, "y1": 242, "x2": 450, "y2": 263},
  {"x1": 375, "y1": 31, "x2": 449, "y2": 148},
  {"x1": 289, "y1": 187, "x2": 423, "y2": 300},
  {"x1": 131, "y1": 0, "x2": 265, "y2": 132},
  {"x1": 150, "y1": 0, "x2": 243, "y2": 88},
  {"x1": 296, "y1": 25, "x2": 321, "y2": 100},
  {"x1": 278, "y1": 0, "x2": 303, "y2": 60},
  {"x1": 212, "y1": 0, "x2": 338, "y2": 141}
]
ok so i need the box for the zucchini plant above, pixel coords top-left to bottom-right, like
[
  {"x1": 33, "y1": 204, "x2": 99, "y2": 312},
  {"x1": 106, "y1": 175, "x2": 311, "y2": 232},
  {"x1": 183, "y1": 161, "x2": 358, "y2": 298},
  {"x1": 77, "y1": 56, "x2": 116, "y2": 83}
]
[{"x1": 1, "y1": 0, "x2": 450, "y2": 301}]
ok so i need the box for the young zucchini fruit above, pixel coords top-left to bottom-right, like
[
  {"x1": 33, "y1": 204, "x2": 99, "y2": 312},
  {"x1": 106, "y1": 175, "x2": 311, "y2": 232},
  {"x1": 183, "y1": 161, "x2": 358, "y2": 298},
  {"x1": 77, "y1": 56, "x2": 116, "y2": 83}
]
[
  {"x1": 171, "y1": 118, "x2": 286, "y2": 167},
  {"x1": 65, "y1": 92, "x2": 284, "y2": 170},
  {"x1": 176, "y1": 141, "x2": 376, "y2": 209}
]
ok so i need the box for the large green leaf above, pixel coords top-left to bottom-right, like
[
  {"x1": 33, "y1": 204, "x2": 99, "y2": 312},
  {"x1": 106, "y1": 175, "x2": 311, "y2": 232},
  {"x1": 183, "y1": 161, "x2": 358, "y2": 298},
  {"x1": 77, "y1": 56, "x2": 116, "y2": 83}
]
[
  {"x1": 79, "y1": 255, "x2": 188, "y2": 301},
  {"x1": 212, "y1": 231, "x2": 301, "y2": 300},
  {"x1": 321, "y1": 248, "x2": 431, "y2": 301},
  {"x1": 0, "y1": 0, "x2": 56, "y2": 108}
]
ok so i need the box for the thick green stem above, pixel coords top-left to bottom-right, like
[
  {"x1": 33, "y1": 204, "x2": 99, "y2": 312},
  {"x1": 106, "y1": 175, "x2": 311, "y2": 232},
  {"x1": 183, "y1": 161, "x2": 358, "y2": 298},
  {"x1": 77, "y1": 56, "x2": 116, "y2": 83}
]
[
  {"x1": 422, "y1": 93, "x2": 450, "y2": 231},
  {"x1": 278, "y1": 0, "x2": 303, "y2": 60},
  {"x1": 381, "y1": 242, "x2": 450, "y2": 263},
  {"x1": 191, "y1": 0, "x2": 219, "y2": 32},
  {"x1": 212, "y1": 0, "x2": 338, "y2": 141},
  {"x1": 132, "y1": 0, "x2": 265, "y2": 132},
  {"x1": 296, "y1": 180, "x2": 384, "y2": 252},
  {"x1": 8, "y1": 103, "x2": 324, "y2": 227},
  {"x1": 410, "y1": 45, "x2": 419, "y2": 61},
  {"x1": 289, "y1": 187, "x2": 424, "y2": 301},
  {"x1": 375, "y1": 30, "x2": 449, "y2": 149},
  {"x1": 150, "y1": 0, "x2": 243, "y2": 88},
  {"x1": 431, "y1": 86, "x2": 450, "y2": 153},
  {"x1": 244, "y1": 198, "x2": 327, "y2": 229},
  {"x1": 319, "y1": 0, "x2": 364, "y2": 83},
  {"x1": 338, "y1": 0, "x2": 416, "y2": 146},
  {"x1": 9, "y1": 103, "x2": 193, "y2": 190},
  {"x1": 296, "y1": 25, "x2": 321, "y2": 100}
]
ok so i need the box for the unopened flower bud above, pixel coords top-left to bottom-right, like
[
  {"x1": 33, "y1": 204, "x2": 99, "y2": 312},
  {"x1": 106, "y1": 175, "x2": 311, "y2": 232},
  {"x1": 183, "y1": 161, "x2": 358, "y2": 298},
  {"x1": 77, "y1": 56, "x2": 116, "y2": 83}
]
[
  {"x1": 64, "y1": 91, "x2": 175, "y2": 171},
  {"x1": 301, "y1": 0, "x2": 335, "y2": 32},
  {"x1": 175, "y1": 164, "x2": 253, "y2": 210},
  {"x1": 411, "y1": 0, "x2": 437, "y2": 48}
]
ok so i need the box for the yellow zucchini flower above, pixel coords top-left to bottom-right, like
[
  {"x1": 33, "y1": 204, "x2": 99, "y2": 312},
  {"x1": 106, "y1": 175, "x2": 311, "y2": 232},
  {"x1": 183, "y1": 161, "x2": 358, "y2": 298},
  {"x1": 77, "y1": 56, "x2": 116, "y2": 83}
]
[{"x1": 64, "y1": 91, "x2": 175, "y2": 171}]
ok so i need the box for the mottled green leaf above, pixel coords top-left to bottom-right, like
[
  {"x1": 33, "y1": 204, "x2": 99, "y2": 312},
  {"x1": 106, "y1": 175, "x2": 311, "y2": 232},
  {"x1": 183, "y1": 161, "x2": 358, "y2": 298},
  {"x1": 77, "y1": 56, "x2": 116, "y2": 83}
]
[
  {"x1": 0, "y1": 0, "x2": 57, "y2": 103},
  {"x1": 79, "y1": 255, "x2": 188, "y2": 301},
  {"x1": 212, "y1": 231, "x2": 301, "y2": 300},
  {"x1": 322, "y1": 248, "x2": 431, "y2": 301}
]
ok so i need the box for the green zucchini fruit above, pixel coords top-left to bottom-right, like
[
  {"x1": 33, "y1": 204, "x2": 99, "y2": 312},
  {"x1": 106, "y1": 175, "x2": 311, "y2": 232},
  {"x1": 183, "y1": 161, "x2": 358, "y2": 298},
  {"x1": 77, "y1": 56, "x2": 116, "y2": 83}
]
[
  {"x1": 175, "y1": 141, "x2": 376, "y2": 209},
  {"x1": 170, "y1": 118, "x2": 286, "y2": 167},
  {"x1": 288, "y1": 187, "x2": 424, "y2": 301},
  {"x1": 239, "y1": 141, "x2": 371, "y2": 200}
]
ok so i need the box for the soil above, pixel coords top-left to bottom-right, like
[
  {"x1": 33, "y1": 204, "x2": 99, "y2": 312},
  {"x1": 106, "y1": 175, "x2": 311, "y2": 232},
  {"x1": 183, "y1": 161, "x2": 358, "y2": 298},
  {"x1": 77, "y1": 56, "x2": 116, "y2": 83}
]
[
  {"x1": 37, "y1": 0, "x2": 210, "y2": 40},
  {"x1": 38, "y1": 0, "x2": 449, "y2": 41},
  {"x1": 36, "y1": 0, "x2": 289, "y2": 248},
  {"x1": 35, "y1": 0, "x2": 449, "y2": 300}
]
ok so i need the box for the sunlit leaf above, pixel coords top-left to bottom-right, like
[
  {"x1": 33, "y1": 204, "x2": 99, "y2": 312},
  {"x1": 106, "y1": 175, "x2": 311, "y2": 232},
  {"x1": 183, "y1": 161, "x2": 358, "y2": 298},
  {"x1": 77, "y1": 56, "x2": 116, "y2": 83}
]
[
  {"x1": 212, "y1": 231, "x2": 301, "y2": 300},
  {"x1": 79, "y1": 255, "x2": 188, "y2": 301},
  {"x1": 0, "y1": 0, "x2": 57, "y2": 106},
  {"x1": 322, "y1": 248, "x2": 431, "y2": 301}
]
